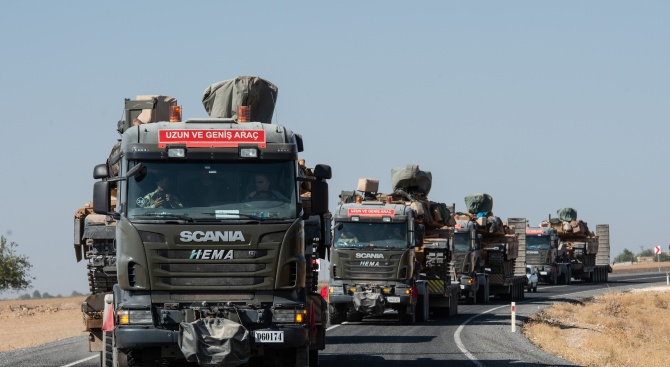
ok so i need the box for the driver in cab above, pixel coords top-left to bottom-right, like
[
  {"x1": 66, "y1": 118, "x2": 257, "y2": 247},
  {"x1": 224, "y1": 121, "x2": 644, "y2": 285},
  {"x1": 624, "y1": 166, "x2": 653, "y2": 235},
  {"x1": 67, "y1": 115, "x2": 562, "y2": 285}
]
[{"x1": 246, "y1": 174, "x2": 288, "y2": 201}]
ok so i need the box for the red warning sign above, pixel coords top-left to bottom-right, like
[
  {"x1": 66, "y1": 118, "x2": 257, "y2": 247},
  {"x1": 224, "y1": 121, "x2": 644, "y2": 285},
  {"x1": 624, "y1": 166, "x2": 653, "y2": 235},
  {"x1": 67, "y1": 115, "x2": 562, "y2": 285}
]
[
  {"x1": 347, "y1": 208, "x2": 395, "y2": 217},
  {"x1": 158, "y1": 129, "x2": 266, "y2": 148}
]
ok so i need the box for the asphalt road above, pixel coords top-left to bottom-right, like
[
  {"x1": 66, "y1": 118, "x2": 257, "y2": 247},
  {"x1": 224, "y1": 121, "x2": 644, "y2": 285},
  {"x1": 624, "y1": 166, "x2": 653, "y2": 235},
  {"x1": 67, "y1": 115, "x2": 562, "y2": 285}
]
[{"x1": 1, "y1": 272, "x2": 666, "y2": 367}]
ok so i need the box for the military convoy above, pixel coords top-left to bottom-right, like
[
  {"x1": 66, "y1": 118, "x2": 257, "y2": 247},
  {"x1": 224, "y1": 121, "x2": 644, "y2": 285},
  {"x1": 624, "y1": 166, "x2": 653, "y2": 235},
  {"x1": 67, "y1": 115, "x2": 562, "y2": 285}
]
[
  {"x1": 75, "y1": 76, "x2": 332, "y2": 367},
  {"x1": 72, "y1": 77, "x2": 614, "y2": 367},
  {"x1": 526, "y1": 208, "x2": 611, "y2": 284},
  {"x1": 452, "y1": 194, "x2": 527, "y2": 303},
  {"x1": 327, "y1": 165, "x2": 460, "y2": 324}
]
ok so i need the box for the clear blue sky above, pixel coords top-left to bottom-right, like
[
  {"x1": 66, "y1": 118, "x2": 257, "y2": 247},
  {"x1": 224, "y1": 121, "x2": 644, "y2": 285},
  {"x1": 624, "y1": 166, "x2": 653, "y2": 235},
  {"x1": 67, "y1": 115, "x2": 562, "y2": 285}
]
[{"x1": 1, "y1": 1, "x2": 668, "y2": 297}]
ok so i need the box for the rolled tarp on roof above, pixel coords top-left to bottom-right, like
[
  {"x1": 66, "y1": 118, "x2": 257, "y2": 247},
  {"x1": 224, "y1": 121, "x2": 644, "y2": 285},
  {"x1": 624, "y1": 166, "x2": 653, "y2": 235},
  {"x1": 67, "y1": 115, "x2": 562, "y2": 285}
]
[
  {"x1": 202, "y1": 76, "x2": 278, "y2": 124},
  {"x1": 391, "y1": 164, "x2": 432, "y2": 196}
]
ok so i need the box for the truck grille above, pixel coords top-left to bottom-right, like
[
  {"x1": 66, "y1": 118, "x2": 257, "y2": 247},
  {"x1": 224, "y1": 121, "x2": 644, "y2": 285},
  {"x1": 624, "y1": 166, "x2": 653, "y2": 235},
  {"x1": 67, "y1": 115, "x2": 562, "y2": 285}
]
[{"x1": 149, "y1": 249, "x2": 273, "y2": 291}]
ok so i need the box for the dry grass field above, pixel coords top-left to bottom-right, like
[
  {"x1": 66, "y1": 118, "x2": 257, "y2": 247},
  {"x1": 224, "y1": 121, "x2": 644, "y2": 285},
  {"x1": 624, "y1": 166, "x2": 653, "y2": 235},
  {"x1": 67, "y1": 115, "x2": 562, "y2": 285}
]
[{"x1": 523, "y1": 261, "x2": 670, "y2": 367}]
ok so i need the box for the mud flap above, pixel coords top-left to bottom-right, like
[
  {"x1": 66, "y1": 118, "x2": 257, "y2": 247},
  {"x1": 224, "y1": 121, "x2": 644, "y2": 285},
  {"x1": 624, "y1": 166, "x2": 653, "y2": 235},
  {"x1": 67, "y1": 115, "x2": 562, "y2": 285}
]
[
  {"x1": 179, "y1": 318, "x2": 250, "y2": 367},
  {"x1": 352, "y1": 292, "x2": 385, "y2": 316}
]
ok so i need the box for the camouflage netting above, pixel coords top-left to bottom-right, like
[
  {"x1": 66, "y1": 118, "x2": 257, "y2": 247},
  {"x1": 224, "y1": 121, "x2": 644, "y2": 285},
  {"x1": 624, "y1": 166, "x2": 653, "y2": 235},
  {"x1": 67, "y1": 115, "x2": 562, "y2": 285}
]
[
  {"x1": 464, "y1": 193, "x2": 493, "y2": 214},
  {"x1": 391, "y1": 164, "x2": 432, "y2": 196},
  {"x1": 557, "y1": 208, "x2": 578, "y2": 222},
  {"x1": 202, "y1": 76, "x2": 278, "y2": 124}
]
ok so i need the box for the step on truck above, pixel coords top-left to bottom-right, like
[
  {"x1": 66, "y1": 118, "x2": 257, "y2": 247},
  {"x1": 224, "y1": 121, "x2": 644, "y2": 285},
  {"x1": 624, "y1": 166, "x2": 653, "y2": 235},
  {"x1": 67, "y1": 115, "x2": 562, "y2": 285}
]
[
  {"x1": 452, "y1": 193, "x2": 527, "y2": 303},
  {"x1": 77, "y1": 76, "x2": 332, "y2": 367},
  {"x1": 526, "y1": 208, "x2": 610, "y2": 284},
  {"x1": 327, "y1": 164, "x2": 460, "y2": 325}
]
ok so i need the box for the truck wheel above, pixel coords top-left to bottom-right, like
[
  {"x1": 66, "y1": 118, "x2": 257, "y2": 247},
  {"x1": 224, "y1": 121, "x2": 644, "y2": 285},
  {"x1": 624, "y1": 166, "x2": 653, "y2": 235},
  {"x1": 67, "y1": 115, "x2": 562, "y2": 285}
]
[
  {"x1": 466, "y1": 290, "x2": 477, "y2": 305},
  {"x1": 328, "y1": 304, "x2": 346, "y2": 325},
  {"x1": 566, "y1": 269, "x2": 572, "y2": 285},
  {"x1": 416, "y1": 294, "x2": 426, "y2": 322},
  {"x1": 309, "y1": 349, "x2": 319, "y2": 367},
  {"x1": 398, "y1": 303, "x2": 415, "y2": 325},
  {"x1": 477, "y1": 281, "x2": 489, "y2": 304},
  {"x1": 345, "y1": 309, "x2": 363, "y2": 322},
  {"x1": 101, "y1": 331, "x2": 128, "y2": 367},
  {"x1": 102, "y1": 331, "x2": 113, "y2": 367}
]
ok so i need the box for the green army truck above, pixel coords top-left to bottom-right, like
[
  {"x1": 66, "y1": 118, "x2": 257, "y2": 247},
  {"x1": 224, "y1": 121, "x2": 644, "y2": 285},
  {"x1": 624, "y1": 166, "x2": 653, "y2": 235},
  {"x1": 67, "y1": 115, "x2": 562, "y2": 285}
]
[
  {"x1": 452, "y1": 194, "x2": 527, "y2": 303},
  {"x1": 327, "y1": 165, "x2": 460, "y2": 325},
  {"x1": 526, "y1": 209, "x2": 610, "y2": 284},
  {"x1": 79, "y1": 76, "x2": 332, "y2": 367}
]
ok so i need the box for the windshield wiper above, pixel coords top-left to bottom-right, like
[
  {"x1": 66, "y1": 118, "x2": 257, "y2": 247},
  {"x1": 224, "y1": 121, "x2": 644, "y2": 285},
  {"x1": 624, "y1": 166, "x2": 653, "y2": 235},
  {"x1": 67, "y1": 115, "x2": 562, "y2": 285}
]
[
  {"x1": 134, "y1": 212, "x2": 194, "y2": 222},
  {"x1": 198, "y1": 213, "x2": 265, "y2": 221}
]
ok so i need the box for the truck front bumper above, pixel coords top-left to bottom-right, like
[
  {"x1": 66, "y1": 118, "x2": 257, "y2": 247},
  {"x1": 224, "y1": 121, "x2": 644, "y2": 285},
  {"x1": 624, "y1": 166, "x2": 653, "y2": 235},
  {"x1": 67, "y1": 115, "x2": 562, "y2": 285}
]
[
  {"x1": 115, "y1": 324, "x2": 310, "y2": 350},
  {"x1": 328, "y1": 293, "x2": 412, "y2": 305}
]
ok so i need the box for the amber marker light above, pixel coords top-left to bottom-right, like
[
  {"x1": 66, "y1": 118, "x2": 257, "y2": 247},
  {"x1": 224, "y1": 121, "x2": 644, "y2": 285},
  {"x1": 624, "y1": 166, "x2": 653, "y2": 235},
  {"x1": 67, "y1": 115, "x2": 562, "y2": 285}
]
[
  {"x1": 170, "y1": 106, "x2": 182, "y2": 122},
  {"x1": 238, "y1": 106, "x2": 250, "y2": 122}
]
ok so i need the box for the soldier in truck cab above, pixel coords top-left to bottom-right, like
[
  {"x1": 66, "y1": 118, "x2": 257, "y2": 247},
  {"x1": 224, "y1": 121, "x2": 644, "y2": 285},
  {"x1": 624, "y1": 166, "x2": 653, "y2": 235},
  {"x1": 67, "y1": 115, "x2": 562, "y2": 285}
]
[
  {"x1": 246, "y1": 173, "x2": 288, "y2": 201},
  {"x1": 141, "y1": 177, "x2": 183, "y2": 209}
]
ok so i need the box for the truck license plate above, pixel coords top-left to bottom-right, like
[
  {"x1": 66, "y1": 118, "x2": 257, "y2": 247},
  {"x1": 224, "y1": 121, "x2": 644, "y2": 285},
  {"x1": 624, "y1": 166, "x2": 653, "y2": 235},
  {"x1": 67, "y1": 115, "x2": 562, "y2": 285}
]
[
  {"x1": 254, "y1": 331, "x2": 284, "y2": 343},
  {"x1": 386, "y1": 296, "x2": 400, "y2": 303},
  {"x1": 540, "y1": 271, "x2": 548, "y2": 276}
]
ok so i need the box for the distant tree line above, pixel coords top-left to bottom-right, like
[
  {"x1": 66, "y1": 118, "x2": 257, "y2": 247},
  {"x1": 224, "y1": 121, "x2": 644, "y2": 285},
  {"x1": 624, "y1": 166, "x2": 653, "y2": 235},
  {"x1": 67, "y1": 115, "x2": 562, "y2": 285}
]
[
  {"x1": 615, "y1": 248, "x2": 670, "y2": 263},
  {"x1": 17, "y1": 290, "x2": 87, "y2": 300}
]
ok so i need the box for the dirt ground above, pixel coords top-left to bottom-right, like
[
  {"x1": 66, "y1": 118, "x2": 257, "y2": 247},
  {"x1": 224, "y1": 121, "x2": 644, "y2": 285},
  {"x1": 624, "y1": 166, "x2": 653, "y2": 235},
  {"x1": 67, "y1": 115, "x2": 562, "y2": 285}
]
[
  {"x1": 0, "y1": 262, "x2": 666, "y2": 354},
  {"x1": 0, "y1": 296, "x2": 88, "y2": 352}
]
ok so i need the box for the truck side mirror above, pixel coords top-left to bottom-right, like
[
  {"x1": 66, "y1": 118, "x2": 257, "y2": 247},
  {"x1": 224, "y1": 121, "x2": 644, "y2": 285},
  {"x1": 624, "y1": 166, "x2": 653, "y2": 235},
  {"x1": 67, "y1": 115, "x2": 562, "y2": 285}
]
[
  {"x1": 312, "y1": 164, "x2": 332, "y2": 180},
  {"x1": 93, "y1": 164, "x2": 109, "y2": 180},
  {"x1": 93, "y1": 181, "x2": 111, "y2": 214},
  {"x1": 310, "y1": 181, "x2": 329, "y2": 215},
  {"x1": 414, "y1": 224, "x2": 425, "y2": 247}
]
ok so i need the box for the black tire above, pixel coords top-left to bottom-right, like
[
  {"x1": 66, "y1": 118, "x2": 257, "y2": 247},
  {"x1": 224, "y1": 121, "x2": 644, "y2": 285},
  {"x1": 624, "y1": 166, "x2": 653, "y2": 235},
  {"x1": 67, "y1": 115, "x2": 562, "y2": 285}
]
[
  {"x1": 477, "y1": 281, "x2": 489, "y2": 304},
  {"x1": 399, "y1": 303, "x2": 416, "y2": 325},
  {"x1": 345, "y1": 309, "x2": 363, "y2": 322},
  {"x1": 309, "y1": 349, "x2": 319, "y2": 367},
  {"x1": 416, "y1": 295, "x2": 426, "y2": 322},
  {"x1": 466, "y1": 290, "x2": 476, "y2": 305},
  {"x1": 103, "y1": 331, "x2": 113, "y2": 367},
  {"x1": 328, "y1": 304, "x2": 346, "y2": 325}
]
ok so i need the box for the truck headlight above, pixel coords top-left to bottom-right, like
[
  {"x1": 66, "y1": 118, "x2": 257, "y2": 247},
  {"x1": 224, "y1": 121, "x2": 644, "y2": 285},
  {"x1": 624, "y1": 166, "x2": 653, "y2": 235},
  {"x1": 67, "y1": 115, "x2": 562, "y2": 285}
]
[
  {"x1": 329, "y1": 286, "x2": 343, "y2": 294},
  {"x1": 117, "y1": 310, "x2": 153, "y2": 325},
  {"x1": 273, "y1": 308, "x2": 307, "y2": 323}
]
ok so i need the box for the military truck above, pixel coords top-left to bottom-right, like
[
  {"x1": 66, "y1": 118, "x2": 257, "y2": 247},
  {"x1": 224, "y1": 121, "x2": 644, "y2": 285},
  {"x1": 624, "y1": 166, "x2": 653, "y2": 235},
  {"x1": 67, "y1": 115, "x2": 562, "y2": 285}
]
[
  {"x1": 327, "y1": 165, "x2": 460, "y2": 325},
  {"x1": 452, "y1": 194, "x2": 527, "y2": 303},
  {"x1": 79, "y1": 76, "x2": 332, "y2": 367},
  {"x1": 526, "y1": 208, "x2": 610, "y2": 284}
]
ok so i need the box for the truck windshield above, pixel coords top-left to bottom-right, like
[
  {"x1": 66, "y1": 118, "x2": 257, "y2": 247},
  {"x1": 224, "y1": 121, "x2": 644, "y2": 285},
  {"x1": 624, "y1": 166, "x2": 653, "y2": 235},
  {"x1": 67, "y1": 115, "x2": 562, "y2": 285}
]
[
  {"x1": 526, "y1": 235, "x2": 551, "y2": 250},
  {"x1": 333, "y1": 222, "x2": 407, "y2": 249},
  {"x1": 125, "y1": 161, "x2": 297, "y2": 221},
  {"x1": 454, "y1": 232, "x2": 471, "y2": 252}
]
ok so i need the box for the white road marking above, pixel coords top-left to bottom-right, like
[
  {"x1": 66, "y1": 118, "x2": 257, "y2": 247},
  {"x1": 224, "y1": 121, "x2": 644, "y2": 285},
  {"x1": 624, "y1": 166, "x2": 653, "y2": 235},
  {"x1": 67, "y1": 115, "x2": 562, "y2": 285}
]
[
  {"x1": 454, "y1": 304, "x2": 508, "y2": 367},
  {"x1": 61, "y1": 354, "x2": 98, "y2": 367}
]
